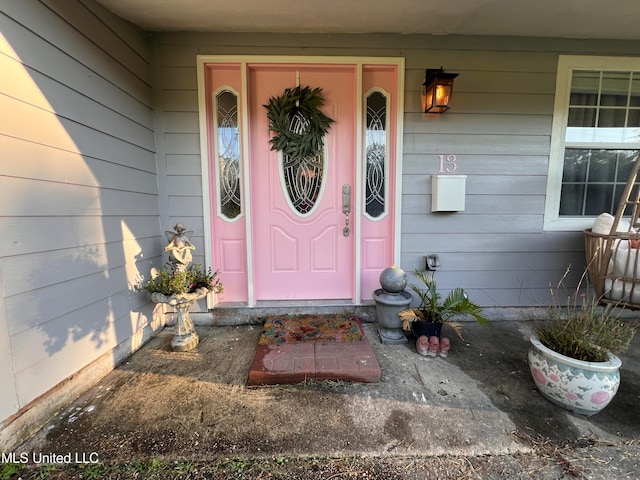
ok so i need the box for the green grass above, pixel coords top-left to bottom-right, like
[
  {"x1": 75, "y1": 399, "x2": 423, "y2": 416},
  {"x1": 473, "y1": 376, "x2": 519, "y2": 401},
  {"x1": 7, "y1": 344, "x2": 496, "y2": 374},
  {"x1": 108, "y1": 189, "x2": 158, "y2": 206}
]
[
  {"x1": 3, "y1": 449, "x2": 627, "y2": 480},
  {"x1": 1, "y1": 463, "x2": 21, "y2": 480},
  {"x1": 3, "y1": 457, "x2": 298, "y2": 480}
]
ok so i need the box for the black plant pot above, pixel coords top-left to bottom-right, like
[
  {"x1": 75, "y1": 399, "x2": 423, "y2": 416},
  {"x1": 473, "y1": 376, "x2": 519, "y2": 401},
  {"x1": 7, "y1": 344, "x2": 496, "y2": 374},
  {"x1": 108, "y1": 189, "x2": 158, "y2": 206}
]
[{"x1": 411, "y1": 321, "x2": 443, "y2": 339}]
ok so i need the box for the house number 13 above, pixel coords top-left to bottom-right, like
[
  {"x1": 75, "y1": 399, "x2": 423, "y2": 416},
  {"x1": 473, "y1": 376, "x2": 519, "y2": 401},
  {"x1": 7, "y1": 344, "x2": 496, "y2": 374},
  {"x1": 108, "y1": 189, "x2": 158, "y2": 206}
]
[{"x1": 438, "y1": 154, "x2": 457, "y2": 173}]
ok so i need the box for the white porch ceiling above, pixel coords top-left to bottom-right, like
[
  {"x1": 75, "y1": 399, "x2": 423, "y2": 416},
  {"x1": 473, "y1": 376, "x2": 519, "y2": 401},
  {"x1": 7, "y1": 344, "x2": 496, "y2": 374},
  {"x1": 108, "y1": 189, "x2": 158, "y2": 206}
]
[{"x1": 96, "y1": 0, "x2": 640, "y2": 40}]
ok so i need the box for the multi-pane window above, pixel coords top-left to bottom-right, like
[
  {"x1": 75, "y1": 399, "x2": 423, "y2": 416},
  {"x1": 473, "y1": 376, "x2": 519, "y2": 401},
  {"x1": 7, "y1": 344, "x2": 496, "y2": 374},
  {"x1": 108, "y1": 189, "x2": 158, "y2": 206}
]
[
  {"x1": 561, "y1": 71, "x2": 640, "y2": 215},
  {"x1": 560, "y1": 149, "x2": 638, "y2": 215},
  {"x1": 546, "y1": 57, "x2": 640, "y2": 230}
]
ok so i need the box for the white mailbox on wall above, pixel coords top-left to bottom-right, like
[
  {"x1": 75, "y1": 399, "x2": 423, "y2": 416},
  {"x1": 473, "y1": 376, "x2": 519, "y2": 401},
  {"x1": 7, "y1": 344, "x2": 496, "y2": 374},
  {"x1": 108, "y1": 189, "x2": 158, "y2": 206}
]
[{"x1": 431, "y1": 175, "x2": 466, "y2": 212}]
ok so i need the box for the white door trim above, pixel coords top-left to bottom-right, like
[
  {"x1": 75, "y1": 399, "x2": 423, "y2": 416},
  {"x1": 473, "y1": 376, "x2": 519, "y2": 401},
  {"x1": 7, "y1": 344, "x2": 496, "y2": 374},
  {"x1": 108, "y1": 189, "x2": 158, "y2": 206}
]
[{"x1": 197, "y1": 55, "x2": 405, "y2": 307}]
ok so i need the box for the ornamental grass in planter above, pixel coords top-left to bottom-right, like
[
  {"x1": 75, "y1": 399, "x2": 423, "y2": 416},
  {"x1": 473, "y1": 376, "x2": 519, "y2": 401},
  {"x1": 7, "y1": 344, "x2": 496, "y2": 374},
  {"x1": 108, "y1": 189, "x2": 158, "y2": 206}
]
[{"x1": 528, "y1": 267, "x2": 637, "y2": 415}]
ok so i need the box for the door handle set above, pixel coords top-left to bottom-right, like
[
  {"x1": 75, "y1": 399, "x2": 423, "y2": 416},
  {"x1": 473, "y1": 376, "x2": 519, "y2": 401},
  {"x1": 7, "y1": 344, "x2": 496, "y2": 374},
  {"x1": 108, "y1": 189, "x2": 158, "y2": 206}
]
[{"x1": 342, "y1": 184, "x2": 351, "y2": 237}]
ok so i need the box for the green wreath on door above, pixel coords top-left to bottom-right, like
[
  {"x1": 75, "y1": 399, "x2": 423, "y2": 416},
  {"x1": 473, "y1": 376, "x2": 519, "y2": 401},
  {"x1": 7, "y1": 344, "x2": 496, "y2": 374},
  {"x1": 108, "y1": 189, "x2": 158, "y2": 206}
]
[{"x1": 264, "y1": 85, "x2": 335, "y2": 159}]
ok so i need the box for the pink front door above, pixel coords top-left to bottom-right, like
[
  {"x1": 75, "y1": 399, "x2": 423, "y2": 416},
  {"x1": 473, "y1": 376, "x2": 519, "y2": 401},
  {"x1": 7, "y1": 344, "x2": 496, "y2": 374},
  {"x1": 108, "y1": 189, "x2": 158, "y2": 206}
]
[{"x1": 249, "y1": 64, "x2": 356, "y2": 300}]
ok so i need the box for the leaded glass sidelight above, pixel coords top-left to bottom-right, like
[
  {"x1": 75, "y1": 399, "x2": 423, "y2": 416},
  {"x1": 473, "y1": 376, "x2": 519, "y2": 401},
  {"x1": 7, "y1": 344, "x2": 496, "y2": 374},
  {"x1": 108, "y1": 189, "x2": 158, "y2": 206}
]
[
  {"x1": 215, "y1": 90, "x2": 241, "y2": 220},
  {"x1": 281, "y1": 112, "x2": 326, "y2": 215},
  {"x1": 365, "y1": 91, "x2": 387, "y2": 218}
]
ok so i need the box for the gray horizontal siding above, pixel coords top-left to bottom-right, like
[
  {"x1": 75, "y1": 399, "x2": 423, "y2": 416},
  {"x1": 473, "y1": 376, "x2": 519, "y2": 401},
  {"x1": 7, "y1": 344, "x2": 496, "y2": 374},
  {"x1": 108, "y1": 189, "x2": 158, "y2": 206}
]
[
  {"x1": 1, "y1": 177, "x2": 159, "y2": 217},
  {"x1": 403, "y1": 175, "x2": 548, "y2": 195},
  {"x1": 153, "y1": 46, "x2": 207, "y2": 261},
  {"x1": 408, "y1": 251, "x2": 586, "y2": 271},
  {"x1": 409, "y1": 270, "x2": 572, "y2": 290},
  {"x1": 452, "y1": 92, "x2": 554, "y2": 114},
  {"x1": 403, "y1": 194, "x2": 546, "y2": 215},
  {"x1": 0, "y1": 0, "x2": 159, "y2": 423},
  {"x1": 403, "y1": 155, "x2": 549, "y2": 175},
  {"x1": 4, "y1": 0, "x2": 151, "y2": 105},
  {"x1": 44, "y1": 0, "x2": 151, "y2": 76},
  {"x1": 12, "y1": 292, "x2": 151, "y2": 403},
  {"x1": 166, "y1": 154, "x2": 203, "y2": 175},
  {"x1": 2, "y1": 216, "x2": 161, "y2": 258},
  {"x1": 1, "y1": 3, "x2": 152, "y2": 122},
  {"x1": 403, "y1": 231, "x2": 583, "y2": 253},
  {"x1": 2, "y1": 136, "x2": 158, "y2": 193},
  {"x1": 0, "y1": 55, "x2": 154, "y2": 152},
  {"x1": 401, "y1": 214, "x2": 544, "y2": 233},
  {"x1": 404, "y1": 113, "x2": 552, "y2": 135},
  {"x1": 3, "y1": 237, "x2": 160, "y2": 299},
  {"x1": 404, "y1": 133, "x2": 550, "y2": 155},
  {"x1": 0, "y1": 94, "x2": 156, "y2": 172}
]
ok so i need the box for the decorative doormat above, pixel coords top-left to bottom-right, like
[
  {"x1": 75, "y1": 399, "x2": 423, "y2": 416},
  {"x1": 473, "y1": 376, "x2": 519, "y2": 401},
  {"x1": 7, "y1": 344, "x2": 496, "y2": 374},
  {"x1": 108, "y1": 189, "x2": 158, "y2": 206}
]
[{"x1": 257, "y1": 314, "x2": 364, "y2": 345}]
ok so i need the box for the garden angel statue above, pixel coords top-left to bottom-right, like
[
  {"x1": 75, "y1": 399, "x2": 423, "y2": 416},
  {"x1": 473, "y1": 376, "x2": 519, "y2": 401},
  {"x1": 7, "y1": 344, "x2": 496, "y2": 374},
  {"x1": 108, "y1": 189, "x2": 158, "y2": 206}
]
[{"x1": 164, "y1": 222, "x2": 195, "y2": 270}]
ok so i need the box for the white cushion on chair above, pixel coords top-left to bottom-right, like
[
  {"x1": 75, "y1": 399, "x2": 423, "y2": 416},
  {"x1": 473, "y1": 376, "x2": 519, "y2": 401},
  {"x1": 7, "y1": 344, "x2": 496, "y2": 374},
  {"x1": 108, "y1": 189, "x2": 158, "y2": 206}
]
[
  {"x1": 592, "y1": 213, "x2": 633, "y2": 235},
  {"x1": 604, "y1": 242, "x2": 640, "y2": 303},
  {"x1": 593, "y1": 213, "x2": 615, "y2": 235}
]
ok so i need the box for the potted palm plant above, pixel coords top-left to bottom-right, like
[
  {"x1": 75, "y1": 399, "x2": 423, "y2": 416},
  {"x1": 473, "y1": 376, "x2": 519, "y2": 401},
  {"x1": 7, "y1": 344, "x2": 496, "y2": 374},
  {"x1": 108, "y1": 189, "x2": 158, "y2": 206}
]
[
  {"x1": 528, "y1": 267, "x2": 637, "y2": 415},
  {"x1": 398, "y1": 270, "x2": 488, "y2": 341}
]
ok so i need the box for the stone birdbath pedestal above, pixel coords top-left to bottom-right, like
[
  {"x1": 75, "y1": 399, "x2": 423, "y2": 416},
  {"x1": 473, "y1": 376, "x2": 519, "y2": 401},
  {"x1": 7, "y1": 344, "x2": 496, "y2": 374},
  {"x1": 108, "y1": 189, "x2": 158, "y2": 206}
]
[
  {"x1": 151, "y1": 288, "x2": 207, "y2": 352},
  {"x1": 154, "y1": 223, "x2": 209, "y2": 352}
]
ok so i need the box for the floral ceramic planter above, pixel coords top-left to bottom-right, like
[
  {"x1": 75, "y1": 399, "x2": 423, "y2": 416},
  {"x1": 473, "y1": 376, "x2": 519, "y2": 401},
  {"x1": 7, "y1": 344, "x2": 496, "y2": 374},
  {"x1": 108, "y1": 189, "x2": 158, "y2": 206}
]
[{"x1": 528, "y1": 336, "x2": 621, "y2": 416}]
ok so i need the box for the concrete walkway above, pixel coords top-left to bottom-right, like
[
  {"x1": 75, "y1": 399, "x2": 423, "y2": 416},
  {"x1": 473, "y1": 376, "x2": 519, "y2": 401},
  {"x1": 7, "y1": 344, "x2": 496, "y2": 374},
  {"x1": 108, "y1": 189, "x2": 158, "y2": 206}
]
[{"x1": 18, "y1": 319, "x2": 640, "y2": 478}]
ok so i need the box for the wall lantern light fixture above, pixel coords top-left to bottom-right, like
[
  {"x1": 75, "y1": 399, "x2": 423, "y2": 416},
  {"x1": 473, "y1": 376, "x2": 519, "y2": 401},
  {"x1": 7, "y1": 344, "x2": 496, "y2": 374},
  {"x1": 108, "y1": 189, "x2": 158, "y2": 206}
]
[{"x1": 421, "y1": 67, "x2": 459, "y2": 114}]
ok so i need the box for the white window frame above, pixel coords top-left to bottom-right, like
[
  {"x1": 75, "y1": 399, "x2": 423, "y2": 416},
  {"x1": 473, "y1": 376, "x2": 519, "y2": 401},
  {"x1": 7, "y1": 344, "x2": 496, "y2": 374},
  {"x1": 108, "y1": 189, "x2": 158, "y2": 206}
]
[{"x1": 544, "y1": 55, "x2": 640, "y2": 231}]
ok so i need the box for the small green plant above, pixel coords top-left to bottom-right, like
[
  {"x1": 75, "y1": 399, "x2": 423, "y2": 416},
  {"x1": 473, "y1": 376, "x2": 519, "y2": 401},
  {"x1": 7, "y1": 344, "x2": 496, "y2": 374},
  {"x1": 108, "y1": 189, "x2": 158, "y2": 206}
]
[
  {"x1": 533, "y1": 266, "x2": 637, "y2": 362},
  {"x1": 228, "y1": 458, "x2": 247, "y2": 474},
  {"x1": 136, "y1": 262, "x2": 223, "y2": 296},
  {"x1": 123, "y1": 458, "x2": 166, "y2": 477},
  {"x1": 1, "y1": 463, "x2": 21, "y2": 480},
  {"x1": 398, "y1": 270, "x2": 488, "y2": 337},
  {"x1": 172, "y1": 460, "x2": 197, "y2": 475},
  {"x1": 78, "y1": 463, "x2": 107, "y2": 480},
  {"x1": 29, "y1": 464, "x2": 58, "y2": 479}
]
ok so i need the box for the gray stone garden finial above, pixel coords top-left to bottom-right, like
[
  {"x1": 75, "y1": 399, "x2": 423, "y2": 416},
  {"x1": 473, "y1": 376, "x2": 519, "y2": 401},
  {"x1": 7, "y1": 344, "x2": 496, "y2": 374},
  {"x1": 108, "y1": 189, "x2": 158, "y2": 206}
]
[
  {"x1": 373, "y1": 266, "x2": 412, "y2": 345},
  {"x1": 164, "y1": 222, "x2": 195, "y2": 271}
]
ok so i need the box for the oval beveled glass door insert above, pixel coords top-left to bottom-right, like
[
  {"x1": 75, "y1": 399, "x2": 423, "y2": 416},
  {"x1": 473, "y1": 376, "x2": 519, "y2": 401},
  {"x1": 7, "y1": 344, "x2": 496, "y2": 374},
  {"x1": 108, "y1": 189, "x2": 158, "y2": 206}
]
[{"x1": 281, "y1": 111, "x2": 326, "y2": 215}]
